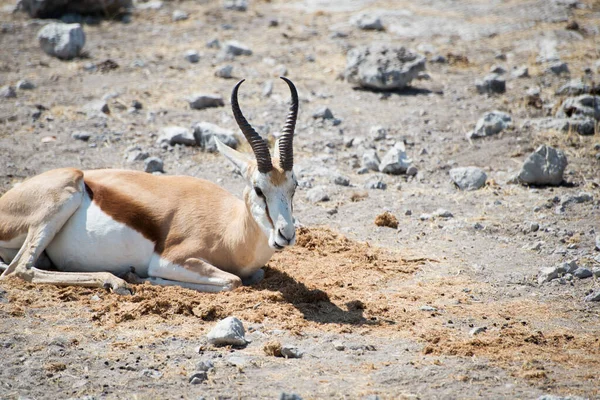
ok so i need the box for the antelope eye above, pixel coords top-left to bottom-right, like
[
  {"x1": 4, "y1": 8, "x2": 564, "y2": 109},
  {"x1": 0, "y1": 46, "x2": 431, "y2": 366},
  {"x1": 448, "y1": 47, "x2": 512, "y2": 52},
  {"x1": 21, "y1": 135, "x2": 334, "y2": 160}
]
[{"x1": 254, "y1": 187, "x2": 264, "y2": 198}]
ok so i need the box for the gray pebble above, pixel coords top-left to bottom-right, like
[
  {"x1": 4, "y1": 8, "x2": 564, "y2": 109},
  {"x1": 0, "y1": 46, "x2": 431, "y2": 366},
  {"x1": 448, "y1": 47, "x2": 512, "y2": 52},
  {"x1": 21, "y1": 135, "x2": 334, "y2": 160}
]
[
  {"x1": 207, "y1": 316, "x2": 246, "y2": 346},
  {"x1": 1, "y1": 85, "x2": 16, "y2": 98},
  {"x1": 469, "y1": 326, "x2": 486, "y2": 336},
  {"x1": 195, "y1": 360, "x2": 214, "y2": 372},
  {"x1": 546, "y1": 61, "x2": 569, "y2": 75},
  {"x1": 333, "y1": 174, "x2": 350, "y2": 186},
  {"x1": 475, "y1": 74, "x2": 505, "y2": 94},
  {"x1": 312, "y1": 106, "x2": 334, "y2": 120},
  {"x1": 144, "y1": 157, "x2": 164, "y2": 173},
  {"x1": 16, "y1": 79, "x2": 35, "y2": 90},
  {"x1": 187, "y1": 94, "x2": 224, "y2": 110},
  {"x1": 585, "y1": 290, "x2": 600, "y2": 302},
  {"x1": 71, "y1": 131, "x2": 91, "y2": 141},
  {"x1": 419, "y1": 305, "x2": 437, "y2": 312},
  {"x1": 332, "y1": 341, "x2": 345, "y2": 351},
  {"x1": 215, "y1": 64, "x2": 233, "y2": 79},
  {"x1": 573, "y1": 267, "x2": 592, "y2": 279},
  {"x1": 281, "y1": 345, "x2": 303, "y2": 359},
  {"x1": 184, "y1": 50, "x2": 200, "y2": 63},
  {"x1": 189, "y1": 371, "x2": 207, "y2": 384},
  {"x1": 280, "y1": 394, "x2": 303, "y2": 400},
  {"x1": 172, "y1": 10, "x2": 188, "y2": 21},
  {"x1": 306, "y1": 186, "x2": 330, "y2": 203}
]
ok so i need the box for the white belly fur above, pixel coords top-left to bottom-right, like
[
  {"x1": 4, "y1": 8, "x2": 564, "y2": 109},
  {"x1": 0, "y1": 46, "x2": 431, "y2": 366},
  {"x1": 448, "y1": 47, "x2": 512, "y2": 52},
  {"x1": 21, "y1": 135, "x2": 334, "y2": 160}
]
[{"x1": 46, "y1": 192, "x2": 154, "y2": 276}]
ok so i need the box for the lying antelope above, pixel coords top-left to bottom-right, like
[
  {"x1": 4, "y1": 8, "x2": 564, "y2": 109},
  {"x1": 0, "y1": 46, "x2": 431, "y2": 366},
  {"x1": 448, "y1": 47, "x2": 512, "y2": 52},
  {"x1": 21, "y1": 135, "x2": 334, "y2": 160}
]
[{"x1": 0, "y1": 78, "x2": 299, "y2": 293}]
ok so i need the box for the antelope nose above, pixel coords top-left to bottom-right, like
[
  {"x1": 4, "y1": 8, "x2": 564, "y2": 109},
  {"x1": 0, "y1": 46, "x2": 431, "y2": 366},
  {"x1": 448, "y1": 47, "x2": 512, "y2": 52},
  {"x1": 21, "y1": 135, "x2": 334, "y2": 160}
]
[{"x1": 278, "y1": 228, "x2": 294, "y2": 243}]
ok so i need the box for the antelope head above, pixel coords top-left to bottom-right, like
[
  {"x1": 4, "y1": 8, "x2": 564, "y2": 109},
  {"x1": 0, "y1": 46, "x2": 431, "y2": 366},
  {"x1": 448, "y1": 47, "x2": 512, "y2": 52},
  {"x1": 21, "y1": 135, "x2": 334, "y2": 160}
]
[{"x1": 215, "y1": 77, "x2": 299, "y2": 251}]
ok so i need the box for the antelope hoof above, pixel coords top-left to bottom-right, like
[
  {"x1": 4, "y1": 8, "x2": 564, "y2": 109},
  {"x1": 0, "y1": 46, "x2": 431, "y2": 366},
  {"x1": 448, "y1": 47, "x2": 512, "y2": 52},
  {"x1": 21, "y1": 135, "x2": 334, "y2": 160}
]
[{"x1": 242, "y1": 268, "x2": 265, "y2": 286}]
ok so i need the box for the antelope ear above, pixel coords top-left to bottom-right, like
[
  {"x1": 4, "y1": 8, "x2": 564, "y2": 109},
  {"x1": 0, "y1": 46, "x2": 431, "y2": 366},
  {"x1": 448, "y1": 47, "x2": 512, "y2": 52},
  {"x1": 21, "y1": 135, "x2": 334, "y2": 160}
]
[{"x1": 215, "y1": 137, "x2": 253, "y2": 178}]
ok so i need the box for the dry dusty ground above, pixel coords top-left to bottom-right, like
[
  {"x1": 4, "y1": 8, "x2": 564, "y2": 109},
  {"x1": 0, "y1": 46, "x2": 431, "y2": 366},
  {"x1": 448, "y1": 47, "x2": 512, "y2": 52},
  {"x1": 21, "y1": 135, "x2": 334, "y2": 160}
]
[{"x1": 1, "y1": 0, "x2": 600, "y2": 399}]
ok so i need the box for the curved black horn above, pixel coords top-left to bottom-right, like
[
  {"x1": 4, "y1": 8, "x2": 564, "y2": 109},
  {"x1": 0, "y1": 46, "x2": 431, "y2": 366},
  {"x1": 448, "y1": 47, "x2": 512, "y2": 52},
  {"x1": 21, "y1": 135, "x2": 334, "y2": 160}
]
[
  {"x1": 278, "y1": 77, "x2": 298, "y2": 171},
  {"x1": 231, "y1": 79, "x2": 273, "y2": 173}
]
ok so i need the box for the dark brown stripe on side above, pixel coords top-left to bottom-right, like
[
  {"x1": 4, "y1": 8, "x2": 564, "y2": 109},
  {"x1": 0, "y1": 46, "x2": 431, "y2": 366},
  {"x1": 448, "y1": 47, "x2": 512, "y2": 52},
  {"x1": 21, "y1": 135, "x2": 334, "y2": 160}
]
[{"x1": 84, "y1": 180, "x2": 165, "y2": 253}]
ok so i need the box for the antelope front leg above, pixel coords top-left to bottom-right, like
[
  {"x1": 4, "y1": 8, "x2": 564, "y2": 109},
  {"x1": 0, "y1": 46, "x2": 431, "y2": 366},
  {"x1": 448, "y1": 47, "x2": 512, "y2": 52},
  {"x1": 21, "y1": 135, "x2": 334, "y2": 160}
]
[
  {"x1": 146, "y1": 257, "x2": 242, "y2": 293},
  {"x1": 9, "y1": 267, "x2": 132, "y2": 295}
]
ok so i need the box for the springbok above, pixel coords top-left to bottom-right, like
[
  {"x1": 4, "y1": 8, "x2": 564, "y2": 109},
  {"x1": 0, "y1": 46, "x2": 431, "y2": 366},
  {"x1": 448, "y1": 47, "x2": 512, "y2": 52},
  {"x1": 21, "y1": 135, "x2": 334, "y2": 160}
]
[{"x1": 0, "y1": 77, "x2": 299, "y2": 293}]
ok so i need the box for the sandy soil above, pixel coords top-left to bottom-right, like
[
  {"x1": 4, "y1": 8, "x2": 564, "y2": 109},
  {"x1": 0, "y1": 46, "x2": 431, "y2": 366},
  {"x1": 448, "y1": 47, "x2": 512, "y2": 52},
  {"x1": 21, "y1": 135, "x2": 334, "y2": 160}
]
[{"x1": 1, "y1": 0, "x2": 600, "y2": 399}]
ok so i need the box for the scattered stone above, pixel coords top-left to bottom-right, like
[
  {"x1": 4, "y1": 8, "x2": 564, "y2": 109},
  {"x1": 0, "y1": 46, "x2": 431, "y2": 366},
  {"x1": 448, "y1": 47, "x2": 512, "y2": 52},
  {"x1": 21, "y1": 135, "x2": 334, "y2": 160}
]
[
  {"x1": 538, "y1": 266, "x2": 560, "y2": 284},
  {"x1": 555, "y1": 79, "x2": 597, "y2": 96},
  {"x1": 16, "y1": 79, "x2": 35, "y2": 90},
  {"x1": 344, "y1": 44, "x2": 426, "y2": 91},
  {"x1": 83, "y1": 100, "x2": 109, "y2": 115},
  {"x1": 207, "y1": 316, "x2": 247, "y2": 346},
  {"x1": 222, "y1": 40, "x2": 252, "y2": 56},
  {"x1": 512, "y1": 66, "x2": 529, "y2": 78},
  {"x1": 184, "y1": 50, "x2": 200, "y2": 63},
  {"x1": 126, "y1": 148, "x2": 149, "y2": 163},
  {"x1": 475, "y1": 74, "x2": 506, "y2": 95},
  {"x1": 573, "y1": 267, "x2": 592, "y2": 279},
  {"x1": 419, "y1": 305, "x2": 437, "y2": 312},
  {"x1": 312, "y1": 107, "x2": 334, "y2": 120},
  {"x1": 374, "y1": 212, "x2": 398, "y2": 229},
  {"x1": 556, "y1": 95, "x2": 600, "y2": 121},
  {"x1": 140, "y1": 369, "x2": 163, "y2": 379},
  {"x1": 192, "y1": 122, "x2": 239, "y2": 152},
  {"x1": 215, "y1": 64, "x2": 233, "y2": 79},
  {"x1": 333, "y1": 174, "x2": 350, "y2": 186},
  {"x1": 562, "y1": 192, "x2": 593, "y2": 205},
  {"x1": 306, "y1": 186, "x2": 330, "y2": 203},
  {"x1": 449, "y1": 167, "x2": 487, "y2": 191},
  {"x1": 350, "y1": 13, "x2": 384, "y2": 31},
  {"x1": 273, "y1": 64, "x2": 287, "y2": 77},
  {"x1": 38, "y1": 23, "x2": 85, "y2": 60},
  {"x1": 362, "y1": 149, "x2": 380, "y2": 171},
  {"x1": 137, "y1": 1, "x2": 162, "y2": 10},
  {"x1": 332, "y1": 341, "x2": 345, "y2": 351},
  {"x1": 195, "y1": 360, "x2": 215, "y2": 372},
  {"x1": 206, "y1": 38, "x2": 220, "y2": 49},
  {"x1": 489, "y1": 65, "x2": 506, "y2": 74},
  {"x1": 585, "y1": 290, "x2": 600, "y2": 302},
  {"x1": 21, "y1": 0, "x2": 131, "y2": 18},
  {"x1": 469, "y1": 327, "x2": 486, "y2": 336},
  {"x1": 280, "y1": 394, "x2": 303, "y2": 400},
  {"x1": 433, "y1": 209, "x2": 453, "y2": 218},
  {"x1": 71, "y1": 131, "x2": 91, "y2": 141},
  {"x1": 430, "y1": 54, "x2": 447, "y2": 63},
  {"x1": 281, "y1": 345, "x2": 303, "y2": 359},
  {"x1": 0, "y1": 85, "x2": 16, "y2": 98},
  {"x1": 596, "y1": 235, "x2": 600, "y2": 251},
  {"x1": 369, "y1": 126, "x2": 387, "y2": 141},
  {"x1": 187, "y1": 94, "x2": 224, "y2": 110},
  {"x1": 144, "y1": 157, "x2": 164, "y2": 173},
  {"x1": 515, "y1": 145, "x2": 567, "y2": 186},
  {"x1": 189, "y1": 371, "x2": 207, "y2": 385},
  {"x1": 364, "y1": 177, "x2": 386, "y2": 190},
  {"x1": 157, "y1": 126, "x2": 196, "y2": 146},
  {"x1": 406, "y1": 165, "x2": 418, "y2": 176},
  {"x1": 379, "y1": 142, "x2": 412, "y2": 175},
  {"x1": 527, "y1": 117, "x2": 595, "y2": 136},
  {"x1": 546, "y1": 61, "x2": 569, "y2": 75},
  {"x1": 468, "y1": 110, "x2": 512, "y2": 139},
  {"x1": 223, "y1": 0, "x2": 248, "y2": 11},
  {"x1": 225, "y1": 355, "x2": 251, "y2": 368},
  {"x1": 172, "y1": 10, "x2": 188, "y2": 21},
  {"x1": 592, "y1": 267, "x2": 600, "y2": 277}
]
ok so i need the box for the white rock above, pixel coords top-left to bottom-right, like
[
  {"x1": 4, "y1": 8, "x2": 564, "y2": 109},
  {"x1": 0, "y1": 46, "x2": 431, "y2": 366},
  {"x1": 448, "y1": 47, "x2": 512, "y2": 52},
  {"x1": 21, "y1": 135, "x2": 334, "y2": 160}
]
[
  {"x1": 362, "y1": 149, "x2": 380, "y2": 171},
  {"x1": 215, "y1": 64, "x2": 233, "y2": 79},
  {"x1": 281, "y1": 345, "x2": 303, "y2": 359},
  {"x1": 184, "y1": 50, "x2": 200, "y2": 63},
  {"x1": 379, "y1": 142, "x2": 412, "y2": 175},
  {"x1": 172, "y1": 10, "x2": 188, "y2": 21},
  {"x1": 350, "y1": 13, "x2": 384, "y2": 31},
  {"x1": 223, "y1": 0, "x2": 248, "y2": 11},
  {"x1": 144, "y1": 157, "x2": 164, "y2": 173},
  {"x1": 37, "y1": 23, "x2": 85, "y2": 60},
  {"x1": 207, "y1": 316, "x2": 247, "y2": 346},
  {"x1": 512, "y1": 66, "x2": 529, "y2": 78},
  {"x1": 369, "y1": 126, "x2": 387, "y2": 141},
  {"x1": 449, "y1": 167, "x2": 487, "y2": 191},
  {"x1": 0, "y1": 85, "x2": 16, "y2": 98},
  {"x1": 516, "y1": 145, "x2": 568, "y2": 186},
  {"x1": 469, "y1": 327, "x2": 486, "y2": 336},
  {"x1": 344, "y1": 44, "x2": 425, "y2": 90},
  {"x1": 187, "y1": 94, "x2": 224, "y2": 110},
  {"x1": 222, "y1": 40, "x2": 252, "y2": 56},
  {"x1": 538, "y1": 266, "x2": 560, "y2": 284},
  {"x1": 157, "y1": 126, "x2": 196, "y2": 146},
  {"x1": 469, "y1": 110, "x2": 512, "y2": 138},
  {"x1": 192, "y1": 122, "x2": 238, "y2": 152},
  {"x1": 306, "y1": 186, "x2": 330, "y2": 203}
]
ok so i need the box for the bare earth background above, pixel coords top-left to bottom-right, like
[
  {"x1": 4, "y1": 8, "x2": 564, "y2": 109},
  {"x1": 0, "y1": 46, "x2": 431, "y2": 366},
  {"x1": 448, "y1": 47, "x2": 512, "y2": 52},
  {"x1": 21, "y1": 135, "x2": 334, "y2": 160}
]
[{"x1": 0, "y1": 0, "x2": 599, "y2": 399}]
